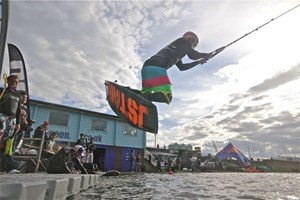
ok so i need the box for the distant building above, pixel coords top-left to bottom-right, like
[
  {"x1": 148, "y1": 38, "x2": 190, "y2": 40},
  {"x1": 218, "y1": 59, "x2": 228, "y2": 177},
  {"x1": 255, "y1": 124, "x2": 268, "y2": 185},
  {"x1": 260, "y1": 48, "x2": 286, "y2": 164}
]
[
  {"x1": 186, "y1": 144, "x2": 193, "y2": 151},
  {"x1": 168, "y1": 143, "x2": 196, "y2": 155},
  {"x1": 169, "y1": 143, "x2": 194, "y2": 151},
  {"x1": 194, "y1": 147, "x2": 201, "y2": 152},
  {"x1": 271, "y1": 156, "x2": 300, "y2": 162},
  {"x1": 179, "y1": 144, "x2": 187, "y2": 151},
  {"x1": 263, "y1": 158, "x2": 300, "y2": 172},
  {"x1": 168, "y1": 143, "x2": 180, "y2": 152}
]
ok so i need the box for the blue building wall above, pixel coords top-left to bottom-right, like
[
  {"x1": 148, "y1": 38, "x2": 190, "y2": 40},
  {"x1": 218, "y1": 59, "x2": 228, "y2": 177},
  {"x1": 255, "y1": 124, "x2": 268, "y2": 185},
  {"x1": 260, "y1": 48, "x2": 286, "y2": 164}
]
[{"x1": 29, "y1": 99, "x2": 147, "y2": 172}]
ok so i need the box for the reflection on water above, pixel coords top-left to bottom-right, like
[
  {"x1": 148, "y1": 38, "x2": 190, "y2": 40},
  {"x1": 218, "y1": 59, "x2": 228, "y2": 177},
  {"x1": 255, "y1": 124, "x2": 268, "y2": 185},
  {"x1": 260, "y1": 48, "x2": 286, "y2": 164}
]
[{"x1": 74, "y1": 173, "x2": 300, "y2": 200}]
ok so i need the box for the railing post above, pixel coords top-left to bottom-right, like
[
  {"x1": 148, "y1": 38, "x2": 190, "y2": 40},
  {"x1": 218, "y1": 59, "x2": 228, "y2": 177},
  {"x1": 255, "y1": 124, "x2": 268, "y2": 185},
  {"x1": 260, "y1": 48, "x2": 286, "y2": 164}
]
[{"x1": 34, "y1": 131, "x2": 45, "y2": 173}]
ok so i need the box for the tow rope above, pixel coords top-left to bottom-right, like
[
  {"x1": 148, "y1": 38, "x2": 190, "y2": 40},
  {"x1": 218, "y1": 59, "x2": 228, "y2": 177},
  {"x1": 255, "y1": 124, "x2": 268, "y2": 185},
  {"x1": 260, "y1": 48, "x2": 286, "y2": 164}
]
[{"x1": 207, "y1": 3, "x2": 300, "y2": 59}]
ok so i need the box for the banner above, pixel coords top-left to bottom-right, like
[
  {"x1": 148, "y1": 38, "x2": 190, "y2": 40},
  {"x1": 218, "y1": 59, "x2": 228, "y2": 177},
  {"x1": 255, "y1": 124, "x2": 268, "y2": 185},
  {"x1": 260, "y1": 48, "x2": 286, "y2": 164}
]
[
  {"x1": 105, "y1": 81, "x2": 158, "y2": 134},
  {"x1": 7, "y1": 43, "x2": 30, "y2": 118}
]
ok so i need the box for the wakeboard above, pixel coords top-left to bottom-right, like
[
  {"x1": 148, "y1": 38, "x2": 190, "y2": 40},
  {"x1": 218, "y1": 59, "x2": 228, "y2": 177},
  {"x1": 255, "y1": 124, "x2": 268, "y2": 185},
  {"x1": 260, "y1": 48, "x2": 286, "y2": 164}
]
[{"x1": 105, "y1": 81, "x2": 158, "y2": 134}]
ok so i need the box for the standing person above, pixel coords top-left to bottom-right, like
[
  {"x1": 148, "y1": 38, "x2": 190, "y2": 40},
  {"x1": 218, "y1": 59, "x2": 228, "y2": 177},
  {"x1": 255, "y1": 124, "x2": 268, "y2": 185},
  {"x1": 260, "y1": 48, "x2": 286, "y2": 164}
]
[
  {"x1": 76, "y1": 133, "x2": 87, "y2": 149},
  {"x1": 19, "y1": 91, "x2": 29, "y2": 126},
  {"x1": 129, "y1": 149, "x2": 135, "y2": 172},
  {"x1": 82, "y1": 147, "x2": 96, "y2": 172},
  {"x1": 82, "y1": 147, "x2": 94, "y2": 165},
  {"x1": 0, "y1": 75, "x2": 22, "y2": 173},
  {"x1": 156, "y1": 157, "x2": 161, "y2": 172},
  {"x1": 87, "y1": 137, "x2": 96, "y2": 152},
  {"x1": 14, "y1": 90, "x2": 29, "y2": 153},
  {"x1": 136, "y1": 152, "x2": 142, "y2": 172},
  {"x1": 19, "y1": 91, "x2": 35, "y2": 138},
  {"x1": 141, "y1": 31, "x2": 213, "y2": 104},
  {"x1": 86, "y1": 137, "x2": 96, "y2": 165},
  {"x1": 168, "y1": 156, "x2": 172, "y2": 172}
]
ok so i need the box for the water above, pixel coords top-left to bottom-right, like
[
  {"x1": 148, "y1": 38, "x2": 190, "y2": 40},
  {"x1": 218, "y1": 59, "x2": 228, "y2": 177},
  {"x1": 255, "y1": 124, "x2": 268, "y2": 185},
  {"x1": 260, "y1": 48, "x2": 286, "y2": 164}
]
[{"x1": 74, "y1": 173, "x2": 300, "y2": 200}]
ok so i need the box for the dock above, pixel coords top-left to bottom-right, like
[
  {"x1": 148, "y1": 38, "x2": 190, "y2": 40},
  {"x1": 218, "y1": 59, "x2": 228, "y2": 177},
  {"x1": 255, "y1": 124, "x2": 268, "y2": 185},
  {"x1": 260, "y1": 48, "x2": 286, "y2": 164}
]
[{"x1": 0, "y1": 173, "x2": 100, "y2": 200}]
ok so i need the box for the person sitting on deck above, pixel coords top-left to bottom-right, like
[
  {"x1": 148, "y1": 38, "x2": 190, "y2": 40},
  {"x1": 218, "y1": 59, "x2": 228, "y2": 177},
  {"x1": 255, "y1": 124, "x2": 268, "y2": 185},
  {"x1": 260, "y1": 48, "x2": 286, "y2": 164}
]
[{"x1": 42, "y1": 131, "x2": 61, "y2": 159}]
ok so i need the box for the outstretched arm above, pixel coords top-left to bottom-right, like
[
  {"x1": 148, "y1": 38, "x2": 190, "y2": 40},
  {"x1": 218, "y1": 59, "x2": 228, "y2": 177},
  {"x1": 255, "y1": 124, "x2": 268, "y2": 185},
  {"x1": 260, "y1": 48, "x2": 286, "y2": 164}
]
[
  {"x1": 176, "y1": 50, "x2": 212, "y2": 71},
  {"x1": 175, "y1": 60, "x2": 202, "y2": 71},
  {"x1": 175, "y1": 46, "x2": 226, "y2": 71},
  {"x1": 187, "y1": 49, "x2": 209, "y2": 60}
]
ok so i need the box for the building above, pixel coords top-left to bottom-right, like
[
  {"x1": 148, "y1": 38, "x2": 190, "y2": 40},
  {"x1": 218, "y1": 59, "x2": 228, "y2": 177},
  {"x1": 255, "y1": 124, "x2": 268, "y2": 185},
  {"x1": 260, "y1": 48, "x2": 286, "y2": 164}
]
[
  {"x1": 168, "y1": 143, "x2": 194, "y2": 154},
  {"x1": 29, "y1": 99, "x2": 147, "y2": 172},
  {"x1": 258, "y1": 156, "x2": 300, "y2": 172}
]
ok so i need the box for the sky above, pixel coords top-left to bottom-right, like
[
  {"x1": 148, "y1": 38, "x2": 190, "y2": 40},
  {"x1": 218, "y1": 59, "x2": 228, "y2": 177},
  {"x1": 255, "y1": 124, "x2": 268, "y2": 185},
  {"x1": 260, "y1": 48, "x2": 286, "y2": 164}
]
[{"x1": 2, "y1": 0, "x2": 300, "y2": 159}]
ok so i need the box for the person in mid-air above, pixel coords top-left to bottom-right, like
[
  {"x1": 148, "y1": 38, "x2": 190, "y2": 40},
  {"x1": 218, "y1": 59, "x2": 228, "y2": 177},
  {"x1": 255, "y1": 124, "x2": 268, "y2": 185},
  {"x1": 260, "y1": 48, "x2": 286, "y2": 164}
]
[{"x1": 141, "y1": 31, "x2": 213, "y2": 104}]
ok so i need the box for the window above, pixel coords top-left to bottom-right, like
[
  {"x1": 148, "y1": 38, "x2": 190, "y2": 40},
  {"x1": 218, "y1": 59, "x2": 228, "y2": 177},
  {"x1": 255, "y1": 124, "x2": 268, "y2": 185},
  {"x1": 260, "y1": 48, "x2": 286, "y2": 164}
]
[
  {"x1": 49, "y1": 112, "x2": 69, "y2": 126},
  {"x1": 123, "y1": 124, "x2": 137, "y2": 136},
  {"x1": 91, "y1": 119, "x2": 107, "y2": 131}
]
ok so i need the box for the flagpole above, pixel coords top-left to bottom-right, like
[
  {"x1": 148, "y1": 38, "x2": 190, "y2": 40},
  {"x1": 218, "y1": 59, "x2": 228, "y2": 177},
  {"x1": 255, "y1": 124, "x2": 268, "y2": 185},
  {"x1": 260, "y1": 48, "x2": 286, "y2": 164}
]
[
  {"x1": 154, "y1": 134, "x2": 157, "y2": 148},
  {"x1": 0, "y1": 0, "x2": 9, "y2": 75}
]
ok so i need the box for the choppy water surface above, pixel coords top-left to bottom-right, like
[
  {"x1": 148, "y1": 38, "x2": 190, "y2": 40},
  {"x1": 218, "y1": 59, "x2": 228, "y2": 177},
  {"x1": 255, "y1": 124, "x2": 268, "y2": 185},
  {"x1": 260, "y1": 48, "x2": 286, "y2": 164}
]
[{"x1": 75, "y1": 173, "x2": 300, "y2": 200}]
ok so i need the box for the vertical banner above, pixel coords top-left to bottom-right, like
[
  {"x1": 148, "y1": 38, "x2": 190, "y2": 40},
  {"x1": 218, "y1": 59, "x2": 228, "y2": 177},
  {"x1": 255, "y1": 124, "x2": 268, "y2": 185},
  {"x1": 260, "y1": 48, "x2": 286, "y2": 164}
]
[{"x1": 7, "y1": 43, "x2": 30, "y2": 119}]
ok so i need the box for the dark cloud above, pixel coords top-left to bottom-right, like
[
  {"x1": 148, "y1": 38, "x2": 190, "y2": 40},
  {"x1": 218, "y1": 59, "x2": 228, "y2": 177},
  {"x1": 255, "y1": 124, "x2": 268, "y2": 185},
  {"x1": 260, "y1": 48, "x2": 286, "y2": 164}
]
[
  {"x1": 229, "y1": 111, "x2": 300, "y2": 157},
  {"x1": 251, "y1": 95, "x2": 268, "y2": 101},
  {"x1": 181, "y1": 95, "x2": 300, "y2": 158},
  {"x1": 180, "y1": 132, "x2": 208, "y2": 141},
  {"x1": 218, "y1": 104, "x2": 240, "y2": 113},
  {"x1": 249, "y1": 63, "x2": 300, "y2": 94}
]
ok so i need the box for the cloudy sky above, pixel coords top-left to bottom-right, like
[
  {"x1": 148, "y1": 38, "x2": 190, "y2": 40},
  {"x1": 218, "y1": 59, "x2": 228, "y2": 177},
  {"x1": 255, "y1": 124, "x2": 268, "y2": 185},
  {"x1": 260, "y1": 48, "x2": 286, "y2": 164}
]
[{"x1": 2, "y1": 0, "x2": 300, "y2": 158}]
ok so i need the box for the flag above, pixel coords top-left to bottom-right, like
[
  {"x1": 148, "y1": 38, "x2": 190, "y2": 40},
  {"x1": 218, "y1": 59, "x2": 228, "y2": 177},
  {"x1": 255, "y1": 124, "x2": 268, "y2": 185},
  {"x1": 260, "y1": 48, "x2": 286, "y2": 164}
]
[{"x1": 7, "y1": 43, "x2": 30, "y2": 119}]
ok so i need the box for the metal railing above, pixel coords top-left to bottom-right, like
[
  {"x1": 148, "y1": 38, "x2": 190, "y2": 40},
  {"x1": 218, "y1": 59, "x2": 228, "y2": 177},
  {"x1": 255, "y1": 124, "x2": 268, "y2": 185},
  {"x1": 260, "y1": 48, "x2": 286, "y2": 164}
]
[
  {"x1": 14, "y1": 131, "x2": 46, "y2": 173},
  {"x1": 144, "y1": 148, "x2": 157, "y2": 167}
]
